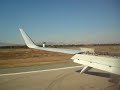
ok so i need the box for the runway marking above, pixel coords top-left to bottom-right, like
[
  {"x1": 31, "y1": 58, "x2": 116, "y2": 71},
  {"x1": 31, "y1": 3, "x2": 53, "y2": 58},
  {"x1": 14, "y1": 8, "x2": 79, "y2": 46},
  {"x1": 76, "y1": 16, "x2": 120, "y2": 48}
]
[{"x1": 0, "y1": 66, "x2": 83, "y2": 76}]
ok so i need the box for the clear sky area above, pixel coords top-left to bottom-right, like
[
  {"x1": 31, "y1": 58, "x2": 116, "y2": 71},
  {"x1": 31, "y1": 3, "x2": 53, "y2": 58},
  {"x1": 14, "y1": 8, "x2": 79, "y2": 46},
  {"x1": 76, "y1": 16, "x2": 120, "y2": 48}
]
[{"x1": 0, "y1": 0, "x2": 120, "y2": 45}]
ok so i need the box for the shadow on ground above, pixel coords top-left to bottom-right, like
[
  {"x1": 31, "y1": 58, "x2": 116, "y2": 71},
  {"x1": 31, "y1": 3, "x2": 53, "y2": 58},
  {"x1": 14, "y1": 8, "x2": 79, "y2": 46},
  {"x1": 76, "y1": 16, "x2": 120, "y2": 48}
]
[{"x1": 76, "y1": 69, "x2": 110, "y2": 78}]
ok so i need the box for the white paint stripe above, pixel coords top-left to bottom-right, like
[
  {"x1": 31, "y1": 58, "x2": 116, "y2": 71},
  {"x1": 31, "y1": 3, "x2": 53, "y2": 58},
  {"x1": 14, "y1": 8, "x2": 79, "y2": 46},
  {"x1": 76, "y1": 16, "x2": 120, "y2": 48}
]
[{"x1": 0, "y1": 66, "x2": 83, "y2": 76}]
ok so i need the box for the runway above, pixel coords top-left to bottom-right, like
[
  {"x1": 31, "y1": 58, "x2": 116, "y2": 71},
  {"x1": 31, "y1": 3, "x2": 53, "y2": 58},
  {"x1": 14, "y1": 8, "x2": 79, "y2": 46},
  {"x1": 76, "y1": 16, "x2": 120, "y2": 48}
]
[{"x1": 0, "y1": 63, "x2": 118, "y2": 90}]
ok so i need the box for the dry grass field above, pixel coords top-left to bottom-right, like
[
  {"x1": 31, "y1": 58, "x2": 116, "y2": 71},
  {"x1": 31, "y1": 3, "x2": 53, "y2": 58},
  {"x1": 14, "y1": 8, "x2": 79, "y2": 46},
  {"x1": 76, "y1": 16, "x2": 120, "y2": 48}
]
[
  {"x1": 0, "y1": 45, "x2": 120, "y2": 68},
  {"x1": 0, "y1": 48, "x2": 72, "y2": 68}
]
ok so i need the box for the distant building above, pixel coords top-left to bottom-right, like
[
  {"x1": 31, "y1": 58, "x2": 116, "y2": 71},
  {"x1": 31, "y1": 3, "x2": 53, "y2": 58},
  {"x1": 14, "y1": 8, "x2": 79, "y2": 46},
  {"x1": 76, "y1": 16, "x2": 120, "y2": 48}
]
[{"x1": 42, "y1": 42, "x2": 46, "y2": 47}]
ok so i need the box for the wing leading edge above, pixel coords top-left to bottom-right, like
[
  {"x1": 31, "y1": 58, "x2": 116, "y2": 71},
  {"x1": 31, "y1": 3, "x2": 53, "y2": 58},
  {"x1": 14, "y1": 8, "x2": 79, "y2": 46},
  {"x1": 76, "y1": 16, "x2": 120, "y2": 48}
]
[{"x1": 19, "y1": 28, "x2": 81, "y2": 54}]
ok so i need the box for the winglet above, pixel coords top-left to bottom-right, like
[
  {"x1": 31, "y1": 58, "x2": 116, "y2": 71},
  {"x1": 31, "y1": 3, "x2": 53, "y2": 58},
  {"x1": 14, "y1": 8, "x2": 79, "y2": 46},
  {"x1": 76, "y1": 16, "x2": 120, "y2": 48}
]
[
  {"x1": 19, "y1": 28, "x2": 38, "y2": 48},
  {"x1": 19, "y1": 28, "x2": 81, "y2": 54}
]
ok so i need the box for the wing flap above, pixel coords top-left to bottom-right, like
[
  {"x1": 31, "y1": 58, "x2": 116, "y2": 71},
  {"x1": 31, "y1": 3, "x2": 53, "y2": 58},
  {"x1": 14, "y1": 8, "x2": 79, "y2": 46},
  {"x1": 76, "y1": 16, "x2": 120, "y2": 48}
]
[{"x1": 72, "y1": 54, "x2": 120, "y2": 75}]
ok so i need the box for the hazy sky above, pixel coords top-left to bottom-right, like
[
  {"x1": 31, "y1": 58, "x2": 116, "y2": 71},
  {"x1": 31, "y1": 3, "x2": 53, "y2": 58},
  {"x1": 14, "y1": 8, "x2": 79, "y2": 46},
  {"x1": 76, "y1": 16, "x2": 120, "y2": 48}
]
[{"x1": 0, "y1": 0, "x2": 120, "y2": 44}]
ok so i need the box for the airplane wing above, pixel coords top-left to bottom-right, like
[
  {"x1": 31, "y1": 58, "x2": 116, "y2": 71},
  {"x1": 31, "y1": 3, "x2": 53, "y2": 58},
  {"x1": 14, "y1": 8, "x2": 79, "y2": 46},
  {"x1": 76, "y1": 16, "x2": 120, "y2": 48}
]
[
  {"x1": 19, "y1": 28, "x2": 120, "y2": 75},
  {"x1": 19, "y1": 28, "x2": 81, "y2": 54}
]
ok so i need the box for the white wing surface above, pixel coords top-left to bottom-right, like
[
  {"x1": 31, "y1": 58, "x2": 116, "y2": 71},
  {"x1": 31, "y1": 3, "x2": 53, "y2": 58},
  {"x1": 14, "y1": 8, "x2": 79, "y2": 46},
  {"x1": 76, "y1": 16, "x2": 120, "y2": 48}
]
[
  {"x1": 19, "y1": 28, "x2": 81, "y2": 54},
  {"x1": 72, "y1": 54, "x2": 120, "y2": 75}
]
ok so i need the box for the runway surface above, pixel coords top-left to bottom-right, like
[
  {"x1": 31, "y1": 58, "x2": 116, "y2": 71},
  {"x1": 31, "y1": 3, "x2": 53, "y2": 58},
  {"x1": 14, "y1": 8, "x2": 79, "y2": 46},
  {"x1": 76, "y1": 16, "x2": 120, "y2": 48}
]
[{"x1": 0, "y1": 63, "x2": 119, "y2": 90}]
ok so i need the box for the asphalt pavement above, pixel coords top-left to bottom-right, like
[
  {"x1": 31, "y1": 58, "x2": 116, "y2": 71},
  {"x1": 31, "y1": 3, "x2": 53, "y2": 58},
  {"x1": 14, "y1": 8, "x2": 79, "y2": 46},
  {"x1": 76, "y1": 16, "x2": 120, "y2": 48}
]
[{"x1": 0, "y1": 63, "x2": 119, "y2": 90}]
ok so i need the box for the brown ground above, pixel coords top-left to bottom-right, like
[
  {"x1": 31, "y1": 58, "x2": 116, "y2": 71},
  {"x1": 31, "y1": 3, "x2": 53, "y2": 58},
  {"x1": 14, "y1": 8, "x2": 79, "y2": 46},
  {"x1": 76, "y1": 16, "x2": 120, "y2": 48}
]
[
  {"x1": 0, "y1": 48, "x2": 72, "y2": 68},
  {"x1": 0, "y1": 45, "x2": 120, "y2": 68},
  {"x1": 67, "y1": 45, "x2": 120, "y2": 56}
]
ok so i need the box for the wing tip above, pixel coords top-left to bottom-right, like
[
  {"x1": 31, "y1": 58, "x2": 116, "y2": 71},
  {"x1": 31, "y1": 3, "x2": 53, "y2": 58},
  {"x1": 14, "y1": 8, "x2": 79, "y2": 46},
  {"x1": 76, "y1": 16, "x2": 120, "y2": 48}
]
[{"x1": 19, "y1": 28, "x2": 38, "y2": 48}]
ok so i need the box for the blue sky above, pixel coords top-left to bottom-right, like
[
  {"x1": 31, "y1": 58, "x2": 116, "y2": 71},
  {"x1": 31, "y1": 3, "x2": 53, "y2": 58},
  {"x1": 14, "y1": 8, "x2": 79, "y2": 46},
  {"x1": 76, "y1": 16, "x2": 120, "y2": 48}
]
[{"x1": 0, "y1": 0, "x2": 120, "y2": 44}]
